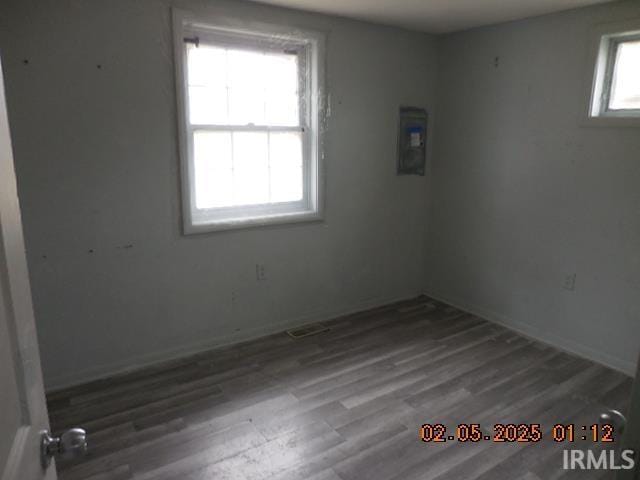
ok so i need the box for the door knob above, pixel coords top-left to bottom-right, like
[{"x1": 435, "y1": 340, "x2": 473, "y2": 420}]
[
  {"x1": 599, "y1": 409, "x2": 627, "y2": 436},
  {"x1": 40, "y1": 428, "x2": 88, "y2": 468}
]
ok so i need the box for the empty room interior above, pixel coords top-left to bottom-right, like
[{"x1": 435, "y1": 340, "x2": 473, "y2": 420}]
[{"x1": 1, "y1": 0, "x2": 640, "y2": 479}]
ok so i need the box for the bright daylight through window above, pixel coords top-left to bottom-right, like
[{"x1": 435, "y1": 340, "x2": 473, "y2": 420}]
[
  {"x1": 174, "y1": 12, "x2": 323, "y2": 233},
  {"x1": 608, "y1": 39, "x2": 640, "y2": 111}
]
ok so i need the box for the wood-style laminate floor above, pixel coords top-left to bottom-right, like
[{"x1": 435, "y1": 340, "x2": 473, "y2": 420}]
[{"x1": 47, "y1": 297, "x2": 633, "y2": 480}]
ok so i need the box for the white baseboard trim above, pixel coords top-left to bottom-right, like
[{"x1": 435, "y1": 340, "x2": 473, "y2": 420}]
[
  {"x1": 425, "y1": 290, "x2": 636, "y2": 377},
  {"x1": 45, "y1": 290, "x2": 423, "y2": 392}
]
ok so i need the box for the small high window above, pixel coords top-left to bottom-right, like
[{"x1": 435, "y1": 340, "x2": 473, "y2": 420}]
[
  {"x1": 173, "y1": 10, "x2": 324, "y2": 233},
  {"x1": 589, "y1": 30, "x2": 640, "y2": 119}
]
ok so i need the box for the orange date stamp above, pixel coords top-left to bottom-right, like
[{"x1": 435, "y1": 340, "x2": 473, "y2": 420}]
[{"x1": 419, "y1": 423, "x2": 615, "y2": 443}]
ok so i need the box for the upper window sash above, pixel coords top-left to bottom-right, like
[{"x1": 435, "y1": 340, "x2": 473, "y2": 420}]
[{"x1": 183, "y1": 37, "x2": 310, "y2": 129}]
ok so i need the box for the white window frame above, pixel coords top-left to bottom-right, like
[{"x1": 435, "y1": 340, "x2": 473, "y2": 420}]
[
  {"x1": 585, "y1": 18, "x2": 640, "y2": 127},
  {"x1": 172, "y1": 9, "x2": 325, "y2": 234}
]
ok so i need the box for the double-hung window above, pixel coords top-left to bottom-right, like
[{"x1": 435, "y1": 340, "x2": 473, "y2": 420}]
[{"x1": 173, "y1": 11, "x2": 324, "y2": 233}]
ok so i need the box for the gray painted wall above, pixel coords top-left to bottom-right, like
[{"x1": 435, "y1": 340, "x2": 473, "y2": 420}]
[
  {"x1": 0, "y1": 0, "x2": 437, "y2": 389},
  {"x1": 427, "y1": 1, "x2": 640, "y2": 375}
]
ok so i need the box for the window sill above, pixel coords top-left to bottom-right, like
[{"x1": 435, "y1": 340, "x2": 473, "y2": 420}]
[
  {"x1": 581, "y1": 116, "x2": 640, "y2": 128},
  {"x1": 185, "y1": 210, "x2": 323, "y2": 234}
]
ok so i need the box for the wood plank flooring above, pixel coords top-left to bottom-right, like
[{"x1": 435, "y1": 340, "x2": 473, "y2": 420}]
[{"x1": 47, "y1": 296, "x2": 633, "y2": 480}]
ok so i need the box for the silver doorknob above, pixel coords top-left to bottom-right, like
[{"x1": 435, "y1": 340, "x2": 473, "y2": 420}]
[
  {"x1": 600, "y1": 409, "x2": 627, "y2": 436},
  {"x1": 40, "y1": 428, "x2": 88, "y2": 468}
]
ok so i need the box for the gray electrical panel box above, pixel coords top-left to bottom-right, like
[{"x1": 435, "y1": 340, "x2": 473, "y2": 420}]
[{"x1": 397, "y1": 107, "x2": 427, "y2": 176}]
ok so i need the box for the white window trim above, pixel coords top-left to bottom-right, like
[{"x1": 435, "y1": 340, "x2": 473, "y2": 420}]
[
  {"x1": 583, "y1": 18, "x2": 640, "y2": 127},
  {"x1": 172, "y1": 8, "x2": 326, "y2": 234}
]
